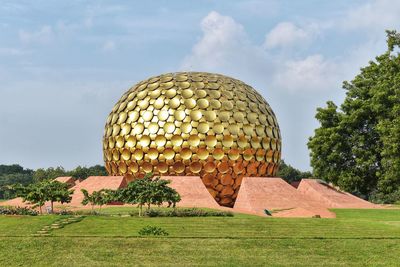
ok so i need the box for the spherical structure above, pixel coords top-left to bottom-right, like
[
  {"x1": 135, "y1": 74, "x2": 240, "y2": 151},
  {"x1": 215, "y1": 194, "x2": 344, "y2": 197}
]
[{"x1": 103, "y1": 72, "x2": 281, "y2": 207}]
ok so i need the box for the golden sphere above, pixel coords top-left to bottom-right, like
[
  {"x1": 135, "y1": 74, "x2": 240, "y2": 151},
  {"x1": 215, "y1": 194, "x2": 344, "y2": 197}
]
[{"x1": 103, "y1": 72, "x2": 281, "y2": 207}]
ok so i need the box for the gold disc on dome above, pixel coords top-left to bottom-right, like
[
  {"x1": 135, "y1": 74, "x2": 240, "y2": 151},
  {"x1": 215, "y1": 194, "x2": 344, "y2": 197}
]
[
  {"x1": 190, "y1": 110, "x2": 202, "y2": 121},
  {"x1": 217, "y1": 162, "x2": 229, "y2": 173},
  {"x1": 213, "y1": 123, "x2": 224, "y2": 134},
  {"x1": 174, "y1": 110, "x2": 186, "y2": 121},
  {"x1": 169, "y1": 97, "x2": 181, "y2": 108},
  {"x1": 128, "y1": 162, "x2": 139, "y2": 173},
  {"x1": 133, "y1": 149, "x2": 144, "y2": 160},
  {"x1": 154, "y1": 97, "x2": 165, "y2": 109},
  {"x1": 173, "y1": 161, "x2": 185, "y2": 173},
  {"x1": 139, "y1": 135, "x2": 151, "y2": 147},
  {"x1": 213, "y1": 148, "x2": 224, "y2": 160},
  {"x1": 157, "y1": 110, "x2": 169, "y2": 121},
  {"x1": 163, "y1": 122, "x2": 175, "y2": 133},
  {"x1": 204, "y1": 162, "x2": 216, "y2": 173},
  {"x1": 198, "y1": 122, "x2": 209, "y2": 134},
  {"x1": 180, "y1": 122, "x2": 192, "y2": 133},
  {"x1": 188, "y1": 135, "x2": 200, "y2": 146},
  {"x1": 203, "y1": 110, "x2": 216, "y2": 121},
  {"x1": 228, "y1": 148, "x2": 240, "y2": 160},
  {"x1": 148, "y1": 148, "x2": 159, "y2": 160},
  {"x1": 163, "y1": 148, "x2": 175, "y2": 160},
  {"x1": 142, "y1": 162, "x2": 153, "y2": 173},
  {"x1": 182, "y1": 89, "x2": 194, "y2": 98},
  {"x1": 116, "y1": 136, "x2": 125, "y2": 148},
  {"x1": 132, "y1": 123, "x2": 144, "y2": 135},
  {"x1": 128, "y1": 111, "x2": 139, "y2": 122},
  {"x1": 171, "y1": 135, "x2": 183, "y2": 146},
  {"x1": 157, "y1": 162, "x2": 169, "y2": 173},
  {"x1": 222, "y1": 135, "x2": 234, "y2": 147},
  {"x1": 180, "y1": 148, "x2": 192, "y2": 160},
  {"x1": 197, "y1": 99, "x2": 209, "y2": 109},
  {"x1": 197, "y1": 148, "x2": 209, "y2": 160},
  {"x1": 184, "y1": 98, "x2": 196, "y2": 109},
  {"x1": 155, "y1": 135, "x2": 166, "y2": 146},
  {"x1": 189, "y1": 161, "x2": 202, "y2": 173},
  {"x1": 166, "y1": 88, "x2": 177, "y2": 98},
  {"x1": 121, "y1": 148, "x2": 131, "y2": 161},
  {"x1": 205, "y1": 135, "x2": 217, "y2": 148},
  {"x1": 148, "y1": 122, "x2": 159, "y2": 134},
  {"x1": 227, "y1": 124, "x2": 240, "y2": 135}
]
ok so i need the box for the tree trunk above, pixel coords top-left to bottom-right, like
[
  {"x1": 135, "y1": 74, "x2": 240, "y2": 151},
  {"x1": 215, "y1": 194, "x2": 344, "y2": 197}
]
[
  {"x1": 147, "y1": 203, "x2": 151, "y2": 210},
  {"x1": 139, "y1": 204, "x2": 142, "y2": 217},
  {"x1": 39, "y1": 205, "x2": 43, "y2": 215},
  {"x1": 51, "y1": 201, "x2": 54, "y2": 214}
]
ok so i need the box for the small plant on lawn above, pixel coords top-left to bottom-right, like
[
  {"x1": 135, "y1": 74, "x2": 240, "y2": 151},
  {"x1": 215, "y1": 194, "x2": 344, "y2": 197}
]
[{"x1": 138, "y1": 225, "x2": 169, "y2": 236}]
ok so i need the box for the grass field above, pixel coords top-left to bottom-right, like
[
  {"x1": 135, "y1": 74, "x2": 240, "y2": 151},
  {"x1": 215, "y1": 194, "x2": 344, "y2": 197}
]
[{"x1": 0, "y1": 208, "x2": 399, "y2": 266}]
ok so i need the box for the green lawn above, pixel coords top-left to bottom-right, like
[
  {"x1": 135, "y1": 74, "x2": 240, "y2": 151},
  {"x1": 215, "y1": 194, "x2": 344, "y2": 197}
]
[{"x1": 0, "y1": 208, "x2": 400, "y2": 266}]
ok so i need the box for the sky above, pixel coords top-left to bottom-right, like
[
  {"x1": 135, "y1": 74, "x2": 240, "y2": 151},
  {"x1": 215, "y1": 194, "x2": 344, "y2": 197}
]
[{"x1": 1, "y1": 0, "x2": 399, "y2": 171}]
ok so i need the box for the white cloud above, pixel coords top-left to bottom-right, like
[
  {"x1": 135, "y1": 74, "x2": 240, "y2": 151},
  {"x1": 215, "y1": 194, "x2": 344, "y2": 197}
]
[
  {"x1": 273, "y1": 55, "x2": 338, "y2": 92},
  {"x1": 341, "y1": 0, "x2": 400, "y2": 32},
  {"x1": 0, "y1": 47, "x2": 25, "y2": 56},
  {"x1": 19, "y1": 25, "x2": 53, "y2": 44},
  {"x1": 182, "y1": 11, "x2": 247, "y2": 70},
  {"x1": 102, "y1": 40, "x2": 116, "y2": 51},
  {"x1": 264, "y1": 22, "x2": 313, "y2": 49}
]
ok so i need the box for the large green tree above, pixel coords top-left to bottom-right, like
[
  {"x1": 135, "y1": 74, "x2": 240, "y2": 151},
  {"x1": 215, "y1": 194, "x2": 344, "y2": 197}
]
[{"x1": 308, "y1": 30, "x2": 400, "y2": 202}]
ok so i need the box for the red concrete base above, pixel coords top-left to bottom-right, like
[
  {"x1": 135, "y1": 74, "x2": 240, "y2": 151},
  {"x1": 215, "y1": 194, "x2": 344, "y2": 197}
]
[
  {"x1": 233, "y1": 177, "x2": 336, "y2": 218},
  {"x1": 297, "y1": 179, "x2": 379, "y2": 208},
  {"x1": 161, "y1": 176, "x2": 220, "y2": 209},
  {"x1": 1, "y1": 176, "x2": 380, "y2": 218}
]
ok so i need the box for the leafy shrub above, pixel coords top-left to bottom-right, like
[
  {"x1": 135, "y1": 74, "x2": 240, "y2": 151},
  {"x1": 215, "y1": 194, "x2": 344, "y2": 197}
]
[
  {"x1": 143, "y1": 208, "x2": 233, "y2": 217},
  {"x1": 138, "y1": 225, "x2": 169, "y2": 236},
  {"x1": 0, "y1": 206, "x2": 38, "y2": 216},
  {"x1": 54, "y1": 209, "x2": 74, "y2": 215}
]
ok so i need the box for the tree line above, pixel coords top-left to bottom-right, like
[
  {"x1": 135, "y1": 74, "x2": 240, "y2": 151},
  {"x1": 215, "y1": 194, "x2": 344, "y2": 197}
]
[{"x1": 0, "y1": 164, "x2": 107, "y2": 199}]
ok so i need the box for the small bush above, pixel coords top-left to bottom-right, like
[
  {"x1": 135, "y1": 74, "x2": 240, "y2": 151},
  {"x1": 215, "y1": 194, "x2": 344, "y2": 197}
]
[
  {"x1": 0, "y1": 206, "x2": 38, "y2": 216},
  {"x1": 138, "y1": 226, "x2": 169, "y2": 236},
  {"x1": 54, "y1": 209, "x2": 74, "y2": 215},
  {"x1": 143, "y1": 208, "x2": 233, "y2": 217}
]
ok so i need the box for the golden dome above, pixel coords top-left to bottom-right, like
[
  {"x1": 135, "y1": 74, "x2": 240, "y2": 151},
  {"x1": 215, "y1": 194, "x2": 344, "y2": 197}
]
[{"x1": 103, "y1": 72, "x2": 281, "y2": 207}]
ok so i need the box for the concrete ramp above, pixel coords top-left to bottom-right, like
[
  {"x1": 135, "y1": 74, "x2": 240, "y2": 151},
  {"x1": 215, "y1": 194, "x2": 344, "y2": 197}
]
[
  {"x1": 161, "y1": 176, "x2": 220, "y2": 209},
  {"x1": 297, "y1": 179, "x2": 378, "y2": 208},
  {"x1": 68, "y1": 176, "x2": 127, "y2": 206},
  {"x1": 54, "y1": 176, "x2": 76, "y2": 187},
  {"x1": 234, "y1": 177, "x2": 335, "y2": 218}
]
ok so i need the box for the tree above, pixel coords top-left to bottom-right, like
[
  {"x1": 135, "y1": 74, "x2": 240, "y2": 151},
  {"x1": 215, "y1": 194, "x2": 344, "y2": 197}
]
[
  {"x1": 44, "y1": 180, "x2": 74, "y2": 213},
  {"x1": 0, "y1": 165, "x2": 34, "y2": 199},
  {"x1": 14, "y1": 180, "x2": 73, "y2": 213},
  {"x1": 277, "y1": 160, "x2": 313, "y2": 183},
  {"x1": 69, "y1": 165, "x2": 108, "y2": 180},
  {"x1": 33, "y1": 167, "x2": 67, "y2": 182},
  {"x1": 81, "y1": 189, "x2": 114, "y2": 211},
  {"x1": 308, "y1": 30, "x2": 400, "y2": 202},
  {"x1": 118, "y1": 173, "x2": 181, "y2": 216},
  {"x1": 13, "y1": 183, "x2": 47, "y2": 214}
]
